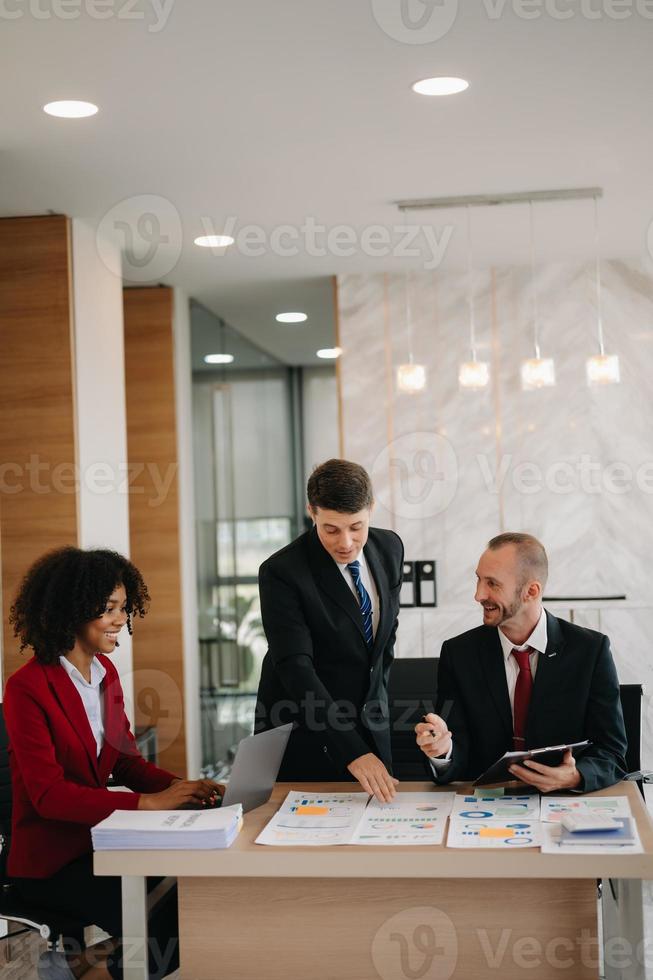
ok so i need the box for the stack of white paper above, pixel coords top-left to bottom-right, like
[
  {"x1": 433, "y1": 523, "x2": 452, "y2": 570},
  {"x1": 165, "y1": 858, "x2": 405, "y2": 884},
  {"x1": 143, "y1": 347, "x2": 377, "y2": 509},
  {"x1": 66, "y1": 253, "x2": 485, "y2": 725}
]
[{"x1": 92, "y1": 805, "x2": 243, "y2": 850}]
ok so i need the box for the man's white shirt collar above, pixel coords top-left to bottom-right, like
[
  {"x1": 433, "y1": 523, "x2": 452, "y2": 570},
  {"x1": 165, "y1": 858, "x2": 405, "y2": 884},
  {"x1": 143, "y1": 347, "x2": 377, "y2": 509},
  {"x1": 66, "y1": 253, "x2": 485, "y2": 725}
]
[
  {"x1": 498, "y1": 607, "x2": 548, "y2": 661},
  {"x1": 335, "y1": 548, "x2": 364, "y2": 571}
]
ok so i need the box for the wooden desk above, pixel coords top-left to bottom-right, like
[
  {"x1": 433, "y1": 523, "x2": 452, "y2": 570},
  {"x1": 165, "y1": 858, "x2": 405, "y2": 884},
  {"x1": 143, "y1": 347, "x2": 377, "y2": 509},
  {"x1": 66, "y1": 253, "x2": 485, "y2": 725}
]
[{"x1": 94, "y1": 782, "x2": 653, "y2": 980}]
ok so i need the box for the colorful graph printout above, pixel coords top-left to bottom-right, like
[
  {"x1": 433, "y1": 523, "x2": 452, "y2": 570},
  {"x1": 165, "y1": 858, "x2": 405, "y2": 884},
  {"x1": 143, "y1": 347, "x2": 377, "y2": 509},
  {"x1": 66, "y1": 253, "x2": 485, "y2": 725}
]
[
  {"x1": 540, "y1": 796, "x2": 632, "y2": 823},
  {"x1": 451, "y1": 794, "x2": 541, "y2": 821},
  {"x1": 447, "y1": 818, "x2": 542, "y2": 849},
  {"x1": 351, "y1": 792, "x2": 455, "y2": 846},
  {"x1": 255, "y1": 792, "x2": 370, "y2": 846}
]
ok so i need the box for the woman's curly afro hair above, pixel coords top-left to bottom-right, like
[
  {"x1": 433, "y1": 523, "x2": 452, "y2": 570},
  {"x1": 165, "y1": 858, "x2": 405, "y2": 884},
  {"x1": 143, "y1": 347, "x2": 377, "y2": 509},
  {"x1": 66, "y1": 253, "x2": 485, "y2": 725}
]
[{"x1": 9, "y1": 547, "x2": 150, "y2": 665}]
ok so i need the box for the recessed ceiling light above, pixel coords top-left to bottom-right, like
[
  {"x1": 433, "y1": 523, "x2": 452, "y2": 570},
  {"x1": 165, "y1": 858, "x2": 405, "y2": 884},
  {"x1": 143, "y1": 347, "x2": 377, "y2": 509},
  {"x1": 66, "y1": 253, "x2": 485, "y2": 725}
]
[
  {"x1": 204, "y1": 354, "x2": 234, "y2": 364},
  {"x1": 43, "y1": 100, "x2": 98, "y2": 118},
  {"x1": 194, "y1": 235, "x2": 235, "y2": 248},
  {"x1": 411, "y1": 77, "x2": 469, "y2": 97},
  {"x1": 316, "y1": 347, "x2": 342, "y2": 360},
  {"x1": 276, "y1": 312, "x2": 307, "y2": 324}
]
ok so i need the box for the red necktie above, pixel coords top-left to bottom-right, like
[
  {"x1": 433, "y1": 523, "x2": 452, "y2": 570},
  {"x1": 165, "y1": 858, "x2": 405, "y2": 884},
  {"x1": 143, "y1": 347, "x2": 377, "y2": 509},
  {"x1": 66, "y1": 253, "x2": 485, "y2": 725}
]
[{"x1": 512, "y1": 647, "x2": 533, "y2": 751}]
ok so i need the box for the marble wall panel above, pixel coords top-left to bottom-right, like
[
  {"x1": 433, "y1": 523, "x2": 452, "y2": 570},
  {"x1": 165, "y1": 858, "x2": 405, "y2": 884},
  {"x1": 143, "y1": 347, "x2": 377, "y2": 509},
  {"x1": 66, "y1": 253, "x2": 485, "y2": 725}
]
[{"x1": 338, "y1": 261, "x2": 653, "y2": 767}]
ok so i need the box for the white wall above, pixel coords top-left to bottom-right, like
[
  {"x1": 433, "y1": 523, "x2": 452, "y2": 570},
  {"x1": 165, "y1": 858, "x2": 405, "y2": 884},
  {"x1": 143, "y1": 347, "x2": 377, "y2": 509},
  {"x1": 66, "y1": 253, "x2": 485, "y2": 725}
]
[
  {"x1": 337, "y1": 261, "x2": 653, "y2": 767},
  {"x1": 302, "y1": 366, "x2": 338, "y2": 485},
  {"x1": 173, "y1": 288, "x2": 201, "y2": 777},
  {"x1": 71, "y1": 220, "x2": 134, "y2": 705}
]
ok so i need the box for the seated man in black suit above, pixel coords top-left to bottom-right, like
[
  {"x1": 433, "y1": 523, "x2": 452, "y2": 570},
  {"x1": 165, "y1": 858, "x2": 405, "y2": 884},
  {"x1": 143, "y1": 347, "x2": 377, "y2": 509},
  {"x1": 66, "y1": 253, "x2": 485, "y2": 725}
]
[
  {"x1": 415, "y1": 532, "x2": 627, "y2": 793},
  {"x1": 255, "y1": 459, "x2": 404, "y2": 802}
]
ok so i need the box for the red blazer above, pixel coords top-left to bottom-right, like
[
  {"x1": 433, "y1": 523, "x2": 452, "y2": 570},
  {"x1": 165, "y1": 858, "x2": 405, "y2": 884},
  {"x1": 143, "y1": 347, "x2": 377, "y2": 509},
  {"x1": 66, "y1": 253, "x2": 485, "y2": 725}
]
[{"x1": 3, "y1": 654, "x2": 177, "y2": 878}]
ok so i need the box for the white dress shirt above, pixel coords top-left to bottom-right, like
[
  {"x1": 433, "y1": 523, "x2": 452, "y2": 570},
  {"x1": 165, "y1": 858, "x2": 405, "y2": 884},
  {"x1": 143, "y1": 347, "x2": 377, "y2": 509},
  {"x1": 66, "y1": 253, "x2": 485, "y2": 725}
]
[
  {"x1": 59, "y1": 655, "x2": 106, "y2": 757},
  {"x1": 431, "y1": 608, "x2": 548, "y2": 772},
  {"x1": 335, "y1": 549, "x2": 380, "y2": 639}
]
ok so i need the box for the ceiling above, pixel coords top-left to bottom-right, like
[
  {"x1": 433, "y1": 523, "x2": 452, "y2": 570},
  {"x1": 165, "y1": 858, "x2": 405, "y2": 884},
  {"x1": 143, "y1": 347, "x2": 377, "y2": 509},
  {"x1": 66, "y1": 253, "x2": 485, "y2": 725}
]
[{"x1": 2, "y1": 1, "x2": 652, "y2": 364}]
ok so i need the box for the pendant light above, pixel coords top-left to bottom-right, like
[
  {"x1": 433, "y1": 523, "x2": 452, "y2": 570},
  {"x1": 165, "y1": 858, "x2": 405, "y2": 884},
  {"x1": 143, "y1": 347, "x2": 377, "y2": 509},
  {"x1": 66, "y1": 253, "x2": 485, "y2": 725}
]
[
  {"x1": 397, "y1": 271, "x2": 427, "y2": 394},
  {"x1": 586, "y1": 195, "x2": 620, "y2": 385},
  {"x1": 521, "y1": 200, "x2": 555, "y2": 390},
  {"x1": 459, "y1": 206, "x2": 489, "y2": 389}
]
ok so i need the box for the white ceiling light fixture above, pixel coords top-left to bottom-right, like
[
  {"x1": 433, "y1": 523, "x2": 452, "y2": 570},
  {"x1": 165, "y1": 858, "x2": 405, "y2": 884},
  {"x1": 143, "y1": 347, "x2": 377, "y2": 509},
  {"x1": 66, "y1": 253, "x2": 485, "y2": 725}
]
[
  {"x1": 459, "y1": 206, "x2": 490, "y2": 390},
  {"x1": 586, "y1": 195, "x2": 620, "y2": 386},
  {"x1": 317, "y1": 347, "x2": 342, "y2": 360},
  {"x1": 521, "y1": 201, "x2": 556, "y2": 391},
  {"x1": 276, "y1": 312, "x2": 307, "y2": 323},
  {"x1": 194, "y1": 235, "x2": 235, "y2": 248},
  {"x1": 204, "y1": 353, "x2": 234, "y2": 365},
  {"x1": 412, "y1": 77, "x2": 469, "y2": 97},
  {"x1": 397, "y1": 271, "x2": 426, "y2": 395},
  {"x1": 43, "y1": 100, "x2": 98, "y2": 118}
]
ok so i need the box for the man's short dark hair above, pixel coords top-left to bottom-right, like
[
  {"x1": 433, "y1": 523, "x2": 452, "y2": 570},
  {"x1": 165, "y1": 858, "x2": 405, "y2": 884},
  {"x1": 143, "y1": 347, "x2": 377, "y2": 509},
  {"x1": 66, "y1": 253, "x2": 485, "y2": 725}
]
[
  {"x1": 307, "y1": 459, "x2": 374, "y2": 513},
  {"x1": 487, "y1": 532, "x2": 549, "y2": 588}
]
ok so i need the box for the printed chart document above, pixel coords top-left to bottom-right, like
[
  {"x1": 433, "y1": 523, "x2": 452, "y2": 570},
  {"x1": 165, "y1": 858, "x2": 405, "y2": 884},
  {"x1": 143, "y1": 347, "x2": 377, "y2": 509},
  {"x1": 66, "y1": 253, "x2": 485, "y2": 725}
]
[
  {"x1": 351, "y1": 792, "x2": 456, "y2": 846},
  {"x1": 255, "y1": 791, "x2": 370, "y2": 846},
  {"x1": 540, "y1": 795, "x2": 632, "y2": 823},
  {"x1": 91, "y1": 805, "x2": 243, "y2": 850},
  {"x1": 451, "y1": 794, "x2": 541, "y2": 820},
  {"x1": 256, "y1": 791, "x2": 456, "y2": 846},
  {"x1": 447, "y1": 795, "x2": 542, "y2": 849},
  {"x1": 540, "y1": 798, "x2": 642, "y2": 854},
  {"x1": 447, "y1": 817, "x2": 542, "y2": 849}
]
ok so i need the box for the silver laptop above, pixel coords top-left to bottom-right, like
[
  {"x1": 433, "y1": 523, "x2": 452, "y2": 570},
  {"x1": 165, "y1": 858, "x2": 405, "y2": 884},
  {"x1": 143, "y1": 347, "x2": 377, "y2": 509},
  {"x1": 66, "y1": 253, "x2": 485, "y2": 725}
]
[{"x1": 221, "y1": 723, "x2": 293, "y2": 812}]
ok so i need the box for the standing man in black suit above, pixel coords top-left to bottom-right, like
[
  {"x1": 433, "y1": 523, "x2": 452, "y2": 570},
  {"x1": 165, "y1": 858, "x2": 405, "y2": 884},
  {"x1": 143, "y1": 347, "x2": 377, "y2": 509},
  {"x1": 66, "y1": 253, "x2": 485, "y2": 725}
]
[
  {"x1": 415, "y1": 533, "x2": 627, "y2": 793},
  {"x1": 255, "y1": 459, "x2": 404, "y2": 802}
]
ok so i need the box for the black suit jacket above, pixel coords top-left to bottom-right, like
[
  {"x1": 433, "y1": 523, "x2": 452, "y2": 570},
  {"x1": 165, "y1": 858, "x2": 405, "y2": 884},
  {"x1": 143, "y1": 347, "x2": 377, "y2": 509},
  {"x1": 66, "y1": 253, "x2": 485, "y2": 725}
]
[
  {"x1": 255, "y1": 526, "x2": 404, "y2": 780},
  {"x1": 432, "y1": 611, "x2": 627, "y2": 793}
]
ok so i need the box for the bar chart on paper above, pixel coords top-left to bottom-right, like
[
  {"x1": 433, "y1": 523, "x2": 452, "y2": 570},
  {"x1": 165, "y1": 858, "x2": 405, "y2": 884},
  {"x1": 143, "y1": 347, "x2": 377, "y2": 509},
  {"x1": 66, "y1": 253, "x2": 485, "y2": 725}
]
[{"x1": 255, "y1": 792, "x2": 370, "y2": 845}]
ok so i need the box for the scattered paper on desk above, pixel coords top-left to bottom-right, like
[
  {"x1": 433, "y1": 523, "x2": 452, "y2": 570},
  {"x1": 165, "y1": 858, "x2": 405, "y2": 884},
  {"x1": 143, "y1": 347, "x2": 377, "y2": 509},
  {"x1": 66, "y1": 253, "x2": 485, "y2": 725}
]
[
  {"x1": 451, "y1": 794, "x2": 541, "y2": 821},
  {"x1": 351, "y1": 792, "x2": 455, "y2": 846},
  {"x1": 447, "y1": 817, "x2": 542, "y2": 849},
  {"x1": 541, "y1": 822, "x2": 643, "y2": 855},
  {"x1": 91, "y1": 805, "x2": 243, "y2": 850},
  {"x1": 255, "y1": 791, "x2": 370, "y2": 846},
  {"x1": 540, "y1": 796, "x2": 632, "y2": 823}
]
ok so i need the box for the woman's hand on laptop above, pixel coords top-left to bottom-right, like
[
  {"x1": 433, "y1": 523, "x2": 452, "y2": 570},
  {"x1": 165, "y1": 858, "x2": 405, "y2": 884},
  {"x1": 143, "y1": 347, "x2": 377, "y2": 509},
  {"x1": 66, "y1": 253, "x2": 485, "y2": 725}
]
[{"x1": 138, "y1": 778, "x2": 225, "y2": 811}]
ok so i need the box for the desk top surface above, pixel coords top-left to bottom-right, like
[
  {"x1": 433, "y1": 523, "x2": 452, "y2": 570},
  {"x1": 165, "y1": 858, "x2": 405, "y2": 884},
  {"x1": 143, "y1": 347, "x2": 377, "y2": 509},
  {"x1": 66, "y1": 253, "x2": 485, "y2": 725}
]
[{"x1": 94, "y1": 781, "x2": 653, "y2": 880}]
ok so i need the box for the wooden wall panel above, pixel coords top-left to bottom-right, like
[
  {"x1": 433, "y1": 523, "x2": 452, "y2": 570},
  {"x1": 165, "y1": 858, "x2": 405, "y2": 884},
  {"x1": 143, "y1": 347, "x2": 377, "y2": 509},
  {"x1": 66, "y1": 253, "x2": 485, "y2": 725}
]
[
  {"x1": 123, "y1": 286, "x2": 187, "y2": 775},
  {"x1": 0, "y1": 215, "x2": 78, "y2": 681}
]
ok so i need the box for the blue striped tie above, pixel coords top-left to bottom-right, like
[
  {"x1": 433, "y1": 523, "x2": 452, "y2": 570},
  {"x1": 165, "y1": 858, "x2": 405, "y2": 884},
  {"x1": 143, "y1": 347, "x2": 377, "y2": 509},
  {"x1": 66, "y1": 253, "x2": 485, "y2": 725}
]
[{"x1": 347, "y1": 561, "x2": 374, "y2": 648}]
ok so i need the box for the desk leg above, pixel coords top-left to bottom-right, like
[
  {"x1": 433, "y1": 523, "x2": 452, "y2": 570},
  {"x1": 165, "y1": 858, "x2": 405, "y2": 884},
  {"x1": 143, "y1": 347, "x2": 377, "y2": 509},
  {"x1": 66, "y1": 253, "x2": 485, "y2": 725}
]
[
  {"x1": 120, "y1": 875, "x2": 149, "y2": 980},
  {"x1": 601, "y1": 879, "x2": 646, "y2": 980}
]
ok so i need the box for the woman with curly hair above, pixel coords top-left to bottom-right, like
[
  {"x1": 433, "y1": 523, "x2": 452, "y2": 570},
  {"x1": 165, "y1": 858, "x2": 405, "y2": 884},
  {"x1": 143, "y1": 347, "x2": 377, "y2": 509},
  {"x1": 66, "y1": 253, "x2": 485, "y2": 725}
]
[{"x1": 4, "y1": 547, "x2": 222, "y2": 980}]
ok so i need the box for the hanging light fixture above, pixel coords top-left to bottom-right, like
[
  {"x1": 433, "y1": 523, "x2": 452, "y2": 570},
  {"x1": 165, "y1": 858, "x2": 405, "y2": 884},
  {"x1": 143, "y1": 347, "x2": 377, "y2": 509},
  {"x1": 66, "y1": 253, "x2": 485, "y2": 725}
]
[
  {"x1": 586, "y1": 195, "x2": 620, "y2": 386},
  {"x1": 520, "y1": 201, "x2": 556, "y2": 390},
  {"x1": 397, "y1": 271, "x2": 427, "y2": 394},
  {"x1": 459, "y1": 206, "x2": 489, "y2": 389}
]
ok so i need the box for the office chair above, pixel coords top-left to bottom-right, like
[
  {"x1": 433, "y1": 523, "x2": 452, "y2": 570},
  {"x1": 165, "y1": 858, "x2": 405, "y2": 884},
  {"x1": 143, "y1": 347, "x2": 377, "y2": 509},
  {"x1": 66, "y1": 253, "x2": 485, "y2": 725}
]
[
  {"x1": 0, "y1": 705, "x2": 86, "y2": 952},
  {"x1": 388, "y1": 657, "x2": 439, "y2": 780}
]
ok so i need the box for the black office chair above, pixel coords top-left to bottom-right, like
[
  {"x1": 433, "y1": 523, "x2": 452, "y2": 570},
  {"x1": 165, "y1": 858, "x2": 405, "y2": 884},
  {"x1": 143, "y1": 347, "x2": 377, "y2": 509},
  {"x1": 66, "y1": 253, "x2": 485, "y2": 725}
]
[
  {"x1": 388, "y1": 657, "x2": 439, "y2": 780},
  {"x1": 388, "y1": 658, "x2": 648, "y2": 792},
  {"x1": 0, "y1": 704, "x2": 86, "y2": 950},
  {"x1": 618, "y1": 683, "x2": 651, "y2": 798}
]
